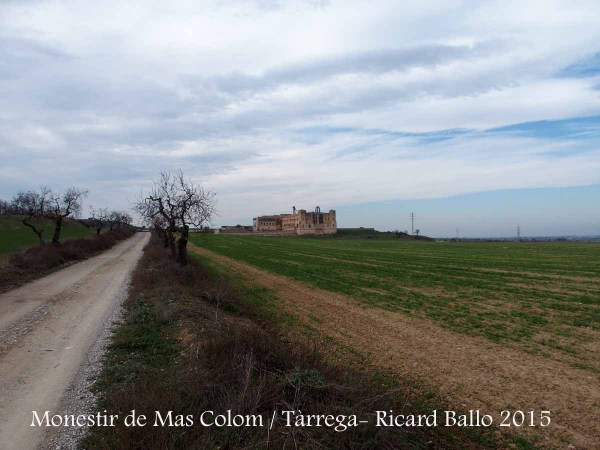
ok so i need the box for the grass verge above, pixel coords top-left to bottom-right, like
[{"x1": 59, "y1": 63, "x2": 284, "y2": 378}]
[{"x1": 0, "y1": 228, "x2": 134, "y2": 293}]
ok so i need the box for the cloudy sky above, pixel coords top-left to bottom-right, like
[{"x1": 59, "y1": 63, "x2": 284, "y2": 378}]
[{"x1": 1, "y1": 0, "x2": 599, "y2": 237}]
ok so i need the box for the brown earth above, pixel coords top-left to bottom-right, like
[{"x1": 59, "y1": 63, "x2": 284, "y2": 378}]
[{"x1": 191, "y1": 244, "x2": 600, "y2": 450}]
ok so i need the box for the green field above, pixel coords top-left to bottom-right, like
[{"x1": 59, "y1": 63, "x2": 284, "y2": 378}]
[
  {"x1": 192, "y1": 234, "x2": 600, "y2": 371},
  {"x1": 0, "y1": 215, "x2": 96, "y2": 256}
]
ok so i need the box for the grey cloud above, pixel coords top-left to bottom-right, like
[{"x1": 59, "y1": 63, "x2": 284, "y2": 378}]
[
  {"x1": 0, "y1": 33, "x2": 504, "y2": 158},
  {"x1": 199, "y1": 42, "x2": 497, "y2": 95}
]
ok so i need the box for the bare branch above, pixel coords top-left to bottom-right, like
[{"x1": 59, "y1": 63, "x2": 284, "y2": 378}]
[
  {"x1": 134, "y1": 170, "x2": 215, "y2": 265},
  {"x1": 43, "y1": 187, "x2": 88, "y2": 244},
  {"x1": 10, "y1": 188, "x2": 51, "y2": 245}
]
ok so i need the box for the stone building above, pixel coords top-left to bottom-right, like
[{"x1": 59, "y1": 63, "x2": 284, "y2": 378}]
[
  {"x1": 253, "y1": 206, "x2": 337, "y2": 235},
  {"x1": 252, "y1": 215, "x2": 281, "y2": 231}
]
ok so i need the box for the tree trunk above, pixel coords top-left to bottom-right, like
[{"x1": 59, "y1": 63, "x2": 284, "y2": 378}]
[
  {"x1": 22, "y1": 218, "x2": 45, "y2": 245},
  {"x1": 96, "y1": 226, "x2": 102, "y2": 235},
  {"x1": 166, "y1": 228, "x2": 176, "y2": 256},
  {"x1": 52, "y1": 216, "x2": 63, "y2": 245},
  {"x1": 161, "y1": 229, "x2": 169, "y2": 248},
  {"x1": 177, "y1": 225, "x2": 189, "y2": 266}
]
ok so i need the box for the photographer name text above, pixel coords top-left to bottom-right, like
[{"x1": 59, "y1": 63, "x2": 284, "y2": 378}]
[{"x1": 32, "y1": 409, "x2": 551, "y2": 431}]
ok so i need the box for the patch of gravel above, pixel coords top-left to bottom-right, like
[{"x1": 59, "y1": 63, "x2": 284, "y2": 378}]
[
  {"x1": 40, "y1": 267, "x2": 135, "y2": 450},
  {"x1": 0, "y1": 283, "x2": 83, "y2": 356},
  {"x1": 0, "y1": 304, "x2": 54, "y2": 356}
]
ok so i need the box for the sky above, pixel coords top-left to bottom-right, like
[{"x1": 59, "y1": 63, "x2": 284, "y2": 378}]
[{"x1": 0, "y1": 0, "x2": 599, "y2": 237}]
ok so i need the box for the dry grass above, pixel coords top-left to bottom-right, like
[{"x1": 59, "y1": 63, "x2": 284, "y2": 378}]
[
  {"x1": 10, "y1": 228, "x2": 133, "y2": 270},
  {"x1": 0, "y1": 228, "x2": 134, "y2": 293}
]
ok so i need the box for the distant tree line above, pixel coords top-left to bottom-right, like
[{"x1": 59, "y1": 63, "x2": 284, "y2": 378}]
[
  {"x1": 88, "y1": 207, "x2": 132, "y2": 235},
  {"x1": 0, "y1": 186, "x2": 132, "y2": 246}
]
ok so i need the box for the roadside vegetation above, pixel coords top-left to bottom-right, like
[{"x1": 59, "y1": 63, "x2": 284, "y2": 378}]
[
  {"x1": 0, "y1": 215, "x2": 95, "y2": 256},
  {"x1": 1, "y1": 187, "x2": 132, "y2": 252},
  {"x1": 191, "y1": 234, "x2": 600, "y2": 373},
  {"x1": 0, "y1": 187, "x2": 134, "y2": 293},
  {"x1": 0, "y1": 227, "x2": 134, "y2": 293},
  {"x1": 83, "y1": 232, "x2": 523, "y2": 449}
]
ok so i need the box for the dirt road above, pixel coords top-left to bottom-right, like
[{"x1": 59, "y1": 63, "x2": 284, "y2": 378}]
[
  {"x1": 0, "y1": 232, "x2": 149, "y2": 450},
  {"x1": 191, "y1": 244, "x2": 600, "y2": 450}
]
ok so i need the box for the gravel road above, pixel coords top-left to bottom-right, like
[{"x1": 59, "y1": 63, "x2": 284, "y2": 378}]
[{"x1": 0, "y1": 232, "x2": 149, "y2": 450}]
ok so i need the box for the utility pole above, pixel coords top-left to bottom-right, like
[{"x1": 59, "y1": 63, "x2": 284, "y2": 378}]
[
  {"x1": 456, "y1": 228, "x2": 459, "y2": 239},
  {"x1": 410, "y1": 212, "x2": 415, "y2": 235},
  {"x1": 517, "y1": 224, "x2": 521, "y2": 241}
]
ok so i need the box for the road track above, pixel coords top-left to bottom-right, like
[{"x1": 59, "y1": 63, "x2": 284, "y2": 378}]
[{"x1": 0, "y1": 232, "x2": 149, "y2": 450}]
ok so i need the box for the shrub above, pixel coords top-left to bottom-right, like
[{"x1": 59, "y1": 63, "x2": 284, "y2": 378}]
[{"x1": 9, "y1": 228, "x2": 135, "y2": 271}]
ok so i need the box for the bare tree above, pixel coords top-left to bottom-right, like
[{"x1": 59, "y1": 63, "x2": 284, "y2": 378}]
[
  {"x1": 119, "y1": 212, "x2": 133, "y2": 227},
  {"x1": 134, "y1": 177, "x2": 177, "y2": 255},
  {"x1": 11, "y1": 188, "x2": 51, "y2": 245},
  {"x1": 109, "y1": 210, "x2": 133, "y2": 230},
  {"x1": 0, "y1": 199, "x2": 18, "y2": 215},
  {"x1": 135, "y1": 170, "x2": 215, "y2": 266},
  {"x1": 45, "y1": 187, "x2": 88, "y2": 245},
  {"x1": 89, "y1": 206, "x2": 110, "y2": 235},
  {"x1": 147, "y1": 214, "x2": 169, "y2": 247},
  {"x1": 135, "y1": 197, "x2": 169, "y2": 249},
  {"x1": 121, "y1": 212, "x2": 133, "y2": 226}
]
